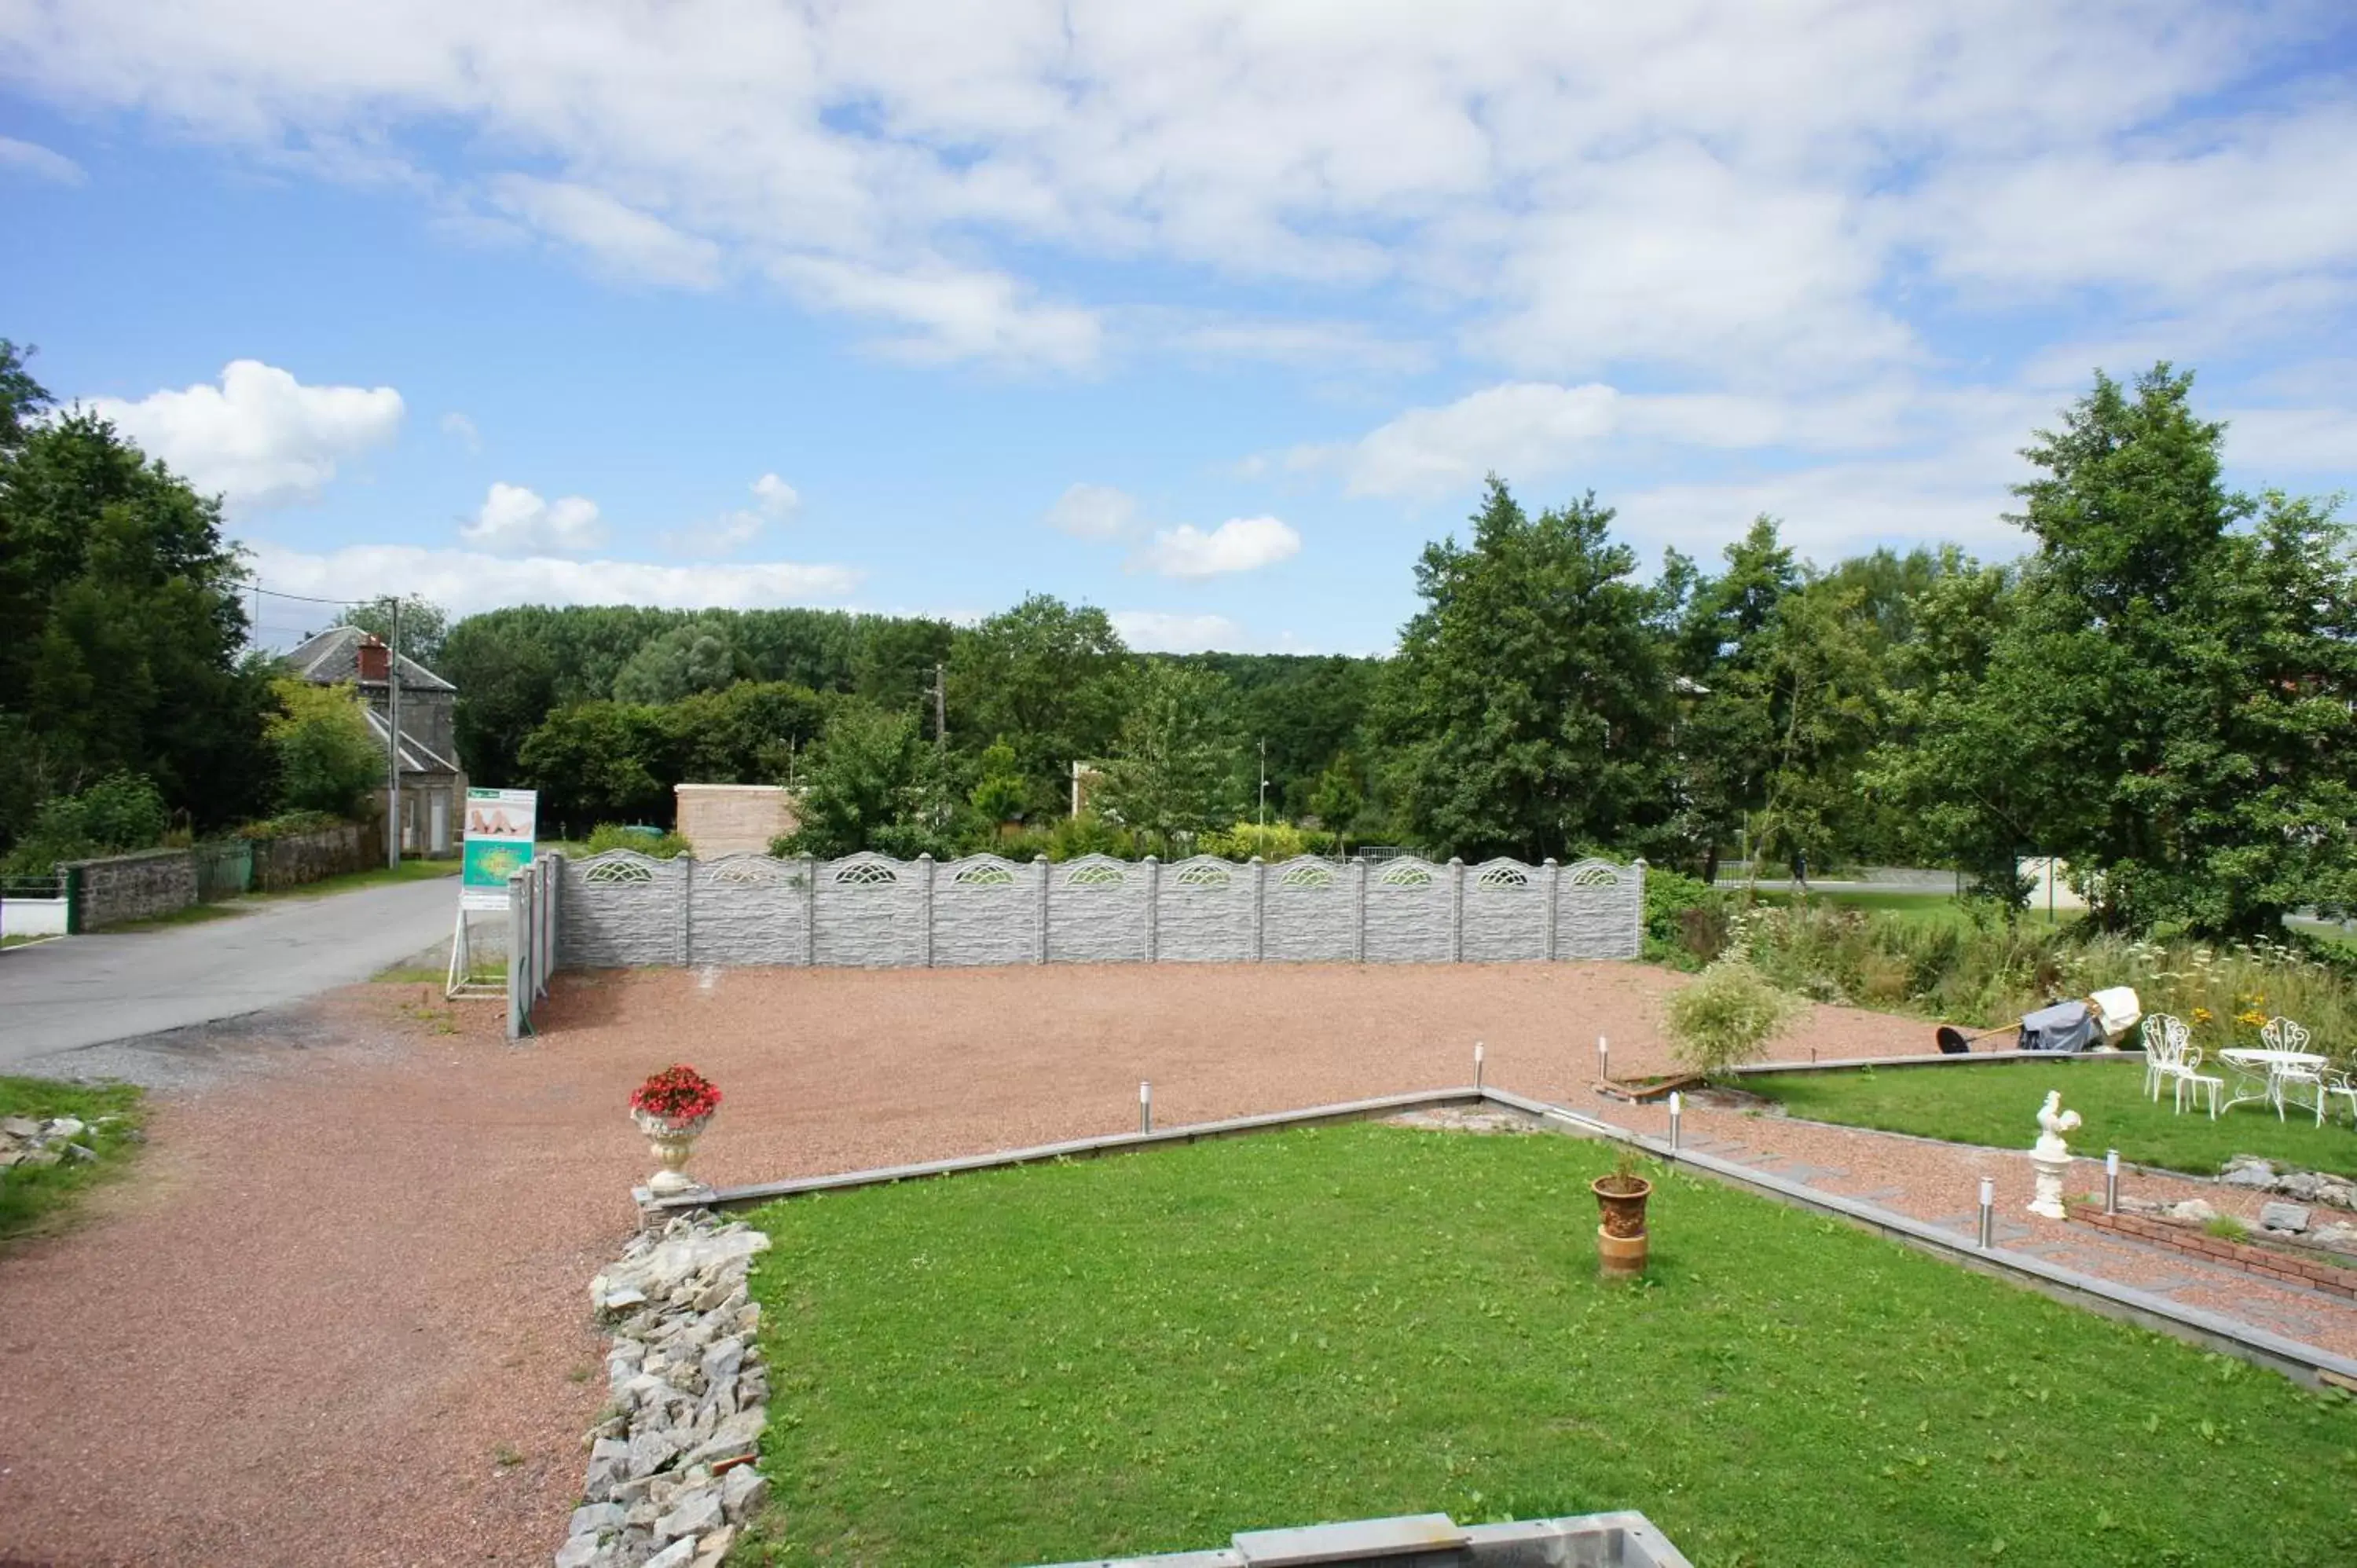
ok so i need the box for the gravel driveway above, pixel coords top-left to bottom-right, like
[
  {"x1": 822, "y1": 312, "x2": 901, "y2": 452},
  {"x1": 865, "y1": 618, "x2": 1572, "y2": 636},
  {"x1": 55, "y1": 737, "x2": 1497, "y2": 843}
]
[{"x1": 0, "y1": 961, "x2": 1927, "y2": 1566}]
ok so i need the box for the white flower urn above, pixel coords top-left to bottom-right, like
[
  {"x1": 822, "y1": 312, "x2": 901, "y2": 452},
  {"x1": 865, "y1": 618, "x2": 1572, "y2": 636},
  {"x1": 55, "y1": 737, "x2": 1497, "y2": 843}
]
[{"x1": 633, "y1": 1109, "x2": 714, "y2": 1197}]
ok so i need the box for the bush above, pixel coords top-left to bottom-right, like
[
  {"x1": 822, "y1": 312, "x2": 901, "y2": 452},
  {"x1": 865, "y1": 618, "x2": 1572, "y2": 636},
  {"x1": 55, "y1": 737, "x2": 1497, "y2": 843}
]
[
  {"x1": 233, "y1": 810, "x2": 346, "y2": 841},
  {"x1": 586, "y1": 822, "x2": 691, "y2": 859},
  {"x1": 1664, "y1": 959, "x2": 1807, "y2": 1076},
  {"x1": 265, "y1": 678, "x2": 382, "y2": 817},
  {"x1": 1643, "y1": 870, "x2": 1727, "y2": 969},
  {"x1": 1, "y1": 771, "x2": 168, "y2": 874}
]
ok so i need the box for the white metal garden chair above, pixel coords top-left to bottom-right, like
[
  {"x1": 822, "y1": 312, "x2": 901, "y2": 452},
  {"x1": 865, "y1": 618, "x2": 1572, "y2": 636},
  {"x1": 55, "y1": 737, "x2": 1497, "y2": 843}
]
[
  {"x1": 2172, "y1": 1046, "x2": 2223, "y2": 1119},
  {"x1": 2323, "y1": 1068, "x2": 2357, "y2": 1128},
  {"x1": 2142, "y1": 1014, "x2": 2190, "y2": 1101},
  {"x1": 2262, "y1": 1017, "x2": 2328, "y2": 1124}
]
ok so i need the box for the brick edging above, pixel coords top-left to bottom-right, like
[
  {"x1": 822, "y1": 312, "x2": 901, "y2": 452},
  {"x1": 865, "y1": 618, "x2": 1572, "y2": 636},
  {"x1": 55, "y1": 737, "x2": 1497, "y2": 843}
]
[{"x1": 2066, "y1": 1203, "x2": 2357, "y2": 1299}]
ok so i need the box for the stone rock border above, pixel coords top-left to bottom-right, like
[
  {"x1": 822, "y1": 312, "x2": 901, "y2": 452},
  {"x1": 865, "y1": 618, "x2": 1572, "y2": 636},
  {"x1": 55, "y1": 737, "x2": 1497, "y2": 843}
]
[
  {"x1": 2218, "y1": 1154, "x2": 2357, "y2": 1212},
  {"x1": 557, "y1": 1214, "x2": 772, "y2": 1568}
]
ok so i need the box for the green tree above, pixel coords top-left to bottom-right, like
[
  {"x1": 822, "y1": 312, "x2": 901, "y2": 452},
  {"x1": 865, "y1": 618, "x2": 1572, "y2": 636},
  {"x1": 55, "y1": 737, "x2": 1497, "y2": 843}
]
[
  {"x1": 779, "y1": 701, "x2": 954, "y2": 858},
  {"x1": 335, "y1": 596, "x2": 449, "y2": 672},
  {"x1": 1094, "y1": 662, "x2": 1241, "y2": 855},
  {"x1": 0, "y1": 381, "x2": 271, "y2": 848},
  {"x1": 1666, "y1": 516, "x2": 1799, "y2": 878},
  {"x1": 1886, "y1": 365, "x2": 2357, "y2": 932},
  {"x1": 517, "y1": 702, "x2": 673, "y2": 830},
  {"x1": 967, "y1": 738, "x2": 1032, "y2": 835},
  {"x1": 439, "y1": 614, "x2": 560, "y2": 785},
  {"x1": 1307, "y1": 751, "x2": 1367, "y2": 841},
  {"x1": 264, "y1": 677, "x2": 382, "y2": 816},
  {"x1": 612, "y1": 618, "x2": 748, "y2": 704},
  {"x1": 1372, "y1": 477, "x2": 1673, "y2": 860},
  {"x1": 662, "y1": 681, "x2": 827, "y2": 785},
  {"x1": 945, "y1": 595, "x2": 1130, "y2": 808}
]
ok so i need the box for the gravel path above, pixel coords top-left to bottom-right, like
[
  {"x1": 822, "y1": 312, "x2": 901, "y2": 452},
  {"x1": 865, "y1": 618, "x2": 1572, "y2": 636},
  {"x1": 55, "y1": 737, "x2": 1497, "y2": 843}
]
[{"x1": 0, "y1": 962, "x2": 1948, "y2": 1566}]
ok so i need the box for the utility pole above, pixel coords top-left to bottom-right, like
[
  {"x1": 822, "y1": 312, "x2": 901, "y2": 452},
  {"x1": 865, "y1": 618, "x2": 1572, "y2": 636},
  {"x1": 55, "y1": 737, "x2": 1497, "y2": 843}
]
[
  {"x1": 1258, "y1": 738, "x2": 1268, "y2": 830},
  {"x1": 929, "y1": 662, "x2": 948, "y2": 752},
  {"x1": 387, "y1": 595, "x2": 403, "y2": 870}
]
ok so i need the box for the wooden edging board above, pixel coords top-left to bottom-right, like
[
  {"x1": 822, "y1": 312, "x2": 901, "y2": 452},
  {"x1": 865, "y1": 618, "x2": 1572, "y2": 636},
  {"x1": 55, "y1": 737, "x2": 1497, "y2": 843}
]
[
  {"x1": 650, "y1": 1079, "x2": 2357, "y2": 1392},
  {"x1": 1723, "y1": 1046, "x2": 2146, "y2": 1079}
]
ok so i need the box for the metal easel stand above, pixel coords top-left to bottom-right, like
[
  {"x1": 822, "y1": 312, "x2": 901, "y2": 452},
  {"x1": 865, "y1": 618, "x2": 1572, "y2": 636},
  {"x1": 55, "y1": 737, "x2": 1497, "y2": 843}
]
[{"x1": 445, "y1": 906, "x2": 506, "y2": 1001}]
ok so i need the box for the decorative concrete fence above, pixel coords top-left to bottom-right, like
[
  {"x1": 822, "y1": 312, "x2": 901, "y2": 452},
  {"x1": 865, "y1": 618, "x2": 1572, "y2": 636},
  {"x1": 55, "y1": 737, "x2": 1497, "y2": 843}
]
[
  {"x1": 559, "y1": 850, "x2": 1644, "y2": 970},
  {"x1": 507, "y1": 853, "x2": 561, "y2": 1039}
]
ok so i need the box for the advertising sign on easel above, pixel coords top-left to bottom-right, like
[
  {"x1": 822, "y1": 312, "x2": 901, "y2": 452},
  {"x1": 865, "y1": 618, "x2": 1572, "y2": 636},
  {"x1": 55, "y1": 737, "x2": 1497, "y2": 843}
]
[{"x1": 449, "y1": 787, "x2": 537, "y2": 997}]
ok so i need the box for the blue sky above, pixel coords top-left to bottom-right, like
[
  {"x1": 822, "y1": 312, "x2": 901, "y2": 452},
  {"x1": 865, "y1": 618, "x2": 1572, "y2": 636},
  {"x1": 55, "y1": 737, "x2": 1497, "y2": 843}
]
[{"x1": 2, "y1": 1, "x2": 2353, "y2": 654}]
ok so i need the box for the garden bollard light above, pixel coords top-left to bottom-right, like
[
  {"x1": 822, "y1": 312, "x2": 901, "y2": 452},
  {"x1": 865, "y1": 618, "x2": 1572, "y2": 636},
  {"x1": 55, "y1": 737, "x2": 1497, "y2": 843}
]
[
  {"x1": 1599, "y1": 1035, "x2": 1610, "y2": 1084},
  {"x1": 1475, "y1": 1042, "x2": 1485, "y2": 1092},
  {"x1": 2106, "y1": 1149, "x2": 2120, "y2": 1215},
  {"x1": 1141, "y1": 1080, "x2": 1152, "y2": 1134},
  {"x1": 1668, "y1": 1091, "x2": 1682, "y2": 1154},
  {"x1": 1978, "y1": 1177, "x2": 1995, "y2": 1249}
]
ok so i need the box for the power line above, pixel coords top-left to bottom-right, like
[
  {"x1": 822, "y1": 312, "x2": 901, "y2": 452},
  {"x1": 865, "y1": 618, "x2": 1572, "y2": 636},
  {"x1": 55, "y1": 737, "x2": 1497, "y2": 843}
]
[{"x1": 246, "y1": 582, "x2": 379, "y2": 606}]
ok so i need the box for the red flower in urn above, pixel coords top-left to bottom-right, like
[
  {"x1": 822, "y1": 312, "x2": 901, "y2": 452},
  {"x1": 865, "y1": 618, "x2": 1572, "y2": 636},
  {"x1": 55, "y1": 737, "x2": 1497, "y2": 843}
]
[
  {"x1": 631, "y1": 1064, "x2": 722, "y2": 1126},
  {"x1": 632, "y1": 1065, "x2": 720, "y2": 1197}
]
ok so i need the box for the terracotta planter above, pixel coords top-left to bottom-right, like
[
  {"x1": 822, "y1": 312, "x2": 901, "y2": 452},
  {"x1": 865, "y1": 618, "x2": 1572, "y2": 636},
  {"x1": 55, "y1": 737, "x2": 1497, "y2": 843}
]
[
  {"x1": 1592, "y1": 1172, "x2": 1652, "y2": 1278},
  {"x1": 634, "y1": 1108, "x2": 714, "y2": 1196}
]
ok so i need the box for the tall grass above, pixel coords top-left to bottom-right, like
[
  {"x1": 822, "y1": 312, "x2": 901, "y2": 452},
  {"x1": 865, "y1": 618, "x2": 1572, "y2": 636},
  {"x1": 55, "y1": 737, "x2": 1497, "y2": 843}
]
[{"x1": 1717, "y1": 901, "x2": 2357, "y2": 1071}]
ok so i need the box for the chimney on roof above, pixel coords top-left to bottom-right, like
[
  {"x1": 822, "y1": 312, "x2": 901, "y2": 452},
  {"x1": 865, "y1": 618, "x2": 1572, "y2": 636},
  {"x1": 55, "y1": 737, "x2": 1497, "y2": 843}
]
[{"x1": 356, "y1": 635, "x2": 391, "y2": 683}]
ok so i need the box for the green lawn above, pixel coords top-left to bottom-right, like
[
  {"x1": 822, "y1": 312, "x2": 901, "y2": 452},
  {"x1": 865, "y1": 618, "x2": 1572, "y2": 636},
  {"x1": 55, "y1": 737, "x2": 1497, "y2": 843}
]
[
  {"x1": 742, "y1": 1123, "x2": 2357, "y2": 1568},
  {"x1": 0, "y1": 1075, "x2": 145, "y2": 1244},
  {"x1": 1747, "y1": 1057, "x2": 2357, "y2": 1181}
]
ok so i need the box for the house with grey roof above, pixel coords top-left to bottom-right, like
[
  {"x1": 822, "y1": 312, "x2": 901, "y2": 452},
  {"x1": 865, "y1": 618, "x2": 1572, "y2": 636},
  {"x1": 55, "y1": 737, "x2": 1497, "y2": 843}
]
[{"x1": 284, "y1": 627, "x2": 467, "y2": 858}]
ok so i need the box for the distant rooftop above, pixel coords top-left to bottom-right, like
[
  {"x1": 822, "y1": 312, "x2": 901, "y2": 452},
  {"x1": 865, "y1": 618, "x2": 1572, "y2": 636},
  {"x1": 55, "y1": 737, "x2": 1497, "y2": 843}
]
[{"x1": 284, "y1": 625, "x2": 455, "y2": 692}]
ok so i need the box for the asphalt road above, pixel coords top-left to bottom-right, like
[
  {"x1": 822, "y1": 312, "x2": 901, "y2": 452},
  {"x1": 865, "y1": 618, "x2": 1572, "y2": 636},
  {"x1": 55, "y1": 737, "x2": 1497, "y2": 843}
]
[{"x1": 0, "y1": 876, "x2": 461, "y2": 1068}]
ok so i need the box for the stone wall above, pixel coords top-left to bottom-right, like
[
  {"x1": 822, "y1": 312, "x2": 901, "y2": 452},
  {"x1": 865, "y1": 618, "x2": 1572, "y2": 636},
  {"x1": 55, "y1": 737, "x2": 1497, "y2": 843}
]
[
  {"x1": 252, "y1": 822, "x2": 375, "y2": 890},
  {"x1": 64, "y1": 848, "x2": 197, "y2": 930},
  {"x1": 559, "y1": 849, "x2": 1644, "y2": 971},
  {"x1": 674, "y1": 785, "x2": 802, "y2": 858}
]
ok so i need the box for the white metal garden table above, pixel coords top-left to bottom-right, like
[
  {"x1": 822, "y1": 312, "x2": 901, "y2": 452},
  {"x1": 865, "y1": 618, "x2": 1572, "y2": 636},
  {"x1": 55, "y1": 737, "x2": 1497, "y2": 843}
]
[{"x1": 2217, "y1": 1047, "x2": 2331, "y2": 1118}]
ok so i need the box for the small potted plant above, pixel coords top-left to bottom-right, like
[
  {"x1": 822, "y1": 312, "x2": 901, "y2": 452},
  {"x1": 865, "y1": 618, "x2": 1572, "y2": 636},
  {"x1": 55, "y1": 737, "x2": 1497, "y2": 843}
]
[
  {"x1": 630, "y1": 1064, "x2": 722, "y2": 1196},
  {"x1": 1592, "y1": 1146, "x2": 1653, "y2": 1278}
]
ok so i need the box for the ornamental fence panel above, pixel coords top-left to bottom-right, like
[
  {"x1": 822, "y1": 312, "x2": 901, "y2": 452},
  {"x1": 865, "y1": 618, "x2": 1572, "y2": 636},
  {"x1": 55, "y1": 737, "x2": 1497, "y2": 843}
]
[{"x1": 555, "y1": 850, "x2": 1642, "y2": 973}]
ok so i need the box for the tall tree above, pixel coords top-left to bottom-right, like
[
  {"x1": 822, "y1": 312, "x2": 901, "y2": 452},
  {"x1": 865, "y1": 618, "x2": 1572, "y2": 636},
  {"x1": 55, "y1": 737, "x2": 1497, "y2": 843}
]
[
  {"x1": 1372, "y1": 477, "x2": 1673, "y2": 860},
  {"x1": 0, "y1": 390, "x2": 270, "y2": 844},
  {"x1": 1666, "y1": 516, "x2": 1800, "y2": 878},
  {"x1": 944, "y1": 594, "x2": 1130, "y2": 809},
  {"x1": 1093, "y1": 661, "x2": 1241, "y2": 855},
  {"x1": 1889, "y1": 365, "x2": 2357, "y2": 932},
  {"x1": 779, "y1": 701, "x2": 953, "y2": 858}
]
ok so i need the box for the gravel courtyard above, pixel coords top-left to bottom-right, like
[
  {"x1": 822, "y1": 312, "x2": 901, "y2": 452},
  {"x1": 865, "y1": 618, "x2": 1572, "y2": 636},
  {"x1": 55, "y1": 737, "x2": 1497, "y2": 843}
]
[{"x1": 0, "y1": 961, "x2": 1929, "y2": 1566}]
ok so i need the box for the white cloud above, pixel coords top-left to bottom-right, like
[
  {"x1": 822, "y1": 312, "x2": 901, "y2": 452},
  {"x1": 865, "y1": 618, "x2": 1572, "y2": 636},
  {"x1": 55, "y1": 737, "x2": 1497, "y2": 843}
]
[
  {"x1": 460, "y1": 481, "x2": 607, "y2": 555},
  {"x1": 439, "y1": 412, "x2": 480, "y2": 452},
  {"x1": 87, "y1": 359, "x2": 403, "y2": 510},
  {"x1": 0, "y1": 134, "x2": 83, "y2": 184},
  {"x1": 662, "y1": 473, "x2": 804, "y2": 555},
  {"x1": 1046, "y1": 482, "x2": 1139, "y2": 540},
  {"x1": 487, "y1": 174, "x2": 723, "y2": 289},
  {"x1": 5, "y1": 2, "x2": 2350, "y2": 405},
  {"x1": 242, "y1": 540, "x2": 862, "y2": 618},
  {"x1": 770, "y1": 255, "x2": 1102, "y2": 371},
  {"x1": 2220, "y1": 406, "x2": 2357, "y2": 475},
  {"x1": 1133, "y1": 516, "x2": 1301, "y2": 579},
  {"x1": 750, "y1": 473, "x2": 800, "y2": 519},
  {"x1": 1295, "y1": 380, "x2": 1902, "y2": 499},
  {"x1": 1110, "y1": 610, "x2": 1252, "y2": 654}
]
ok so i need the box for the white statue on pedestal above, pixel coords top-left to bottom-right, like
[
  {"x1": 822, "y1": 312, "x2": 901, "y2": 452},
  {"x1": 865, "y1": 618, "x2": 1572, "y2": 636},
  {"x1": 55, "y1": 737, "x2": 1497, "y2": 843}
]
[{"x1": 2028, "y1": 1090, "x2": 2081, "y2": 1219}]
